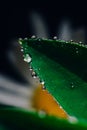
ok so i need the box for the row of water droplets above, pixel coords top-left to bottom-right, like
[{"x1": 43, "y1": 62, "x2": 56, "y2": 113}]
[
  {"x1": 19, "y1": 35, "x2": 87, "y2": 50},
  {"x1": 19, "y1": 36, "x2": 85, "y2": 90},
  {"x1": 19, "y1": 36, "x2": 79, "y2": 90},
  {"x1": 19, "y1": 37, "x2": 32, "y2": 63},
  {"x1": 18, "y1": 36, "x2": 79, "y2": 120},
  {"x1": 19, "y1": 35, "x2": 85, "y2": 44},
  {"x1": 19, "y1": 37, "x2": 46, "y2": 90},
  {"x1": 37, "y1": 107, "x2": 78, "y2": 123},
  {"x1": 29, "y1": 66, "x2": 46, "y2": 90},
  {"x1": 53, "y1": 37, "x2": 85, "y2": 55},
  {"x1": 19, "y1": 35, "x2": 86, "y2": 57}
]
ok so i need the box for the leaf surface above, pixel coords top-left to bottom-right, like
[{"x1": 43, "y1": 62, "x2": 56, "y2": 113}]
[{"x1": 19, "y1": 38, "x2": 87, "y2": 121}]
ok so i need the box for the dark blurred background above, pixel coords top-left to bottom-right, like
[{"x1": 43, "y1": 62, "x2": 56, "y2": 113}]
[{"x1": 0, "y1": 1, "x2": 87, "y2": 107}]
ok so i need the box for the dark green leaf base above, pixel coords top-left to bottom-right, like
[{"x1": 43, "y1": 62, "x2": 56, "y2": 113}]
[{"x1": 0, "y1": 108, "x2": 87, "y2": 130}]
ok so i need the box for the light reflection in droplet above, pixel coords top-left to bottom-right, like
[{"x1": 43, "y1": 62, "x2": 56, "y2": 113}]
[{"x1": 24, "y1": 54, "x2": 32, "y2": 63}]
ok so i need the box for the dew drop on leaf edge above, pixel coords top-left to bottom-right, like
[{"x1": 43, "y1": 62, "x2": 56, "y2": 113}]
[{"x1": 24, "y1": 54, "x2": 32, "y2": 63}]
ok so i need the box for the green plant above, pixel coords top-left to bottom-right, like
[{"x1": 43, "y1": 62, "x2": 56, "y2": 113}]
[{"x1": 0, "y1": 37, "x2": 87, "y2": 129}]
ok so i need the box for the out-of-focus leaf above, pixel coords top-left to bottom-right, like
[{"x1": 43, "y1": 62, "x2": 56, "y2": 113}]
[
  {"x1": 19, "y1": 38, "x2": 87, "y2": 122},
  {"x1": 0, "y1": 108, "x2": 87, "y2": 130}
]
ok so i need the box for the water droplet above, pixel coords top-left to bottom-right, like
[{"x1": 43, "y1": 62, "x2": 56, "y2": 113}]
[
  {"x1": 79, "y1": 41, "x2": 82, "y2": 44},
  {"x1": 53, "y1": 36, "x2": 57, "y2": 40},
  {"x1": 70, "y1": 40, "x2": 73, "y2": 42},
  {"x1": 31, "y1": 35, "x2": 36, "y2": 39},
  {"x1": 41, "y1": 81, "x2": 45, "y2": 85},
  {"x1": 59, "y1": 106, "x2": 62, "y2": 109},
  {"x1": 19, "y1": 38, "x2": 22, "y2": 44},
  {"x1": 24, "y1": 37, "x2": 28, "y2": 40},
  {"x1": 21, "y1": 49, "x2": 23, "y2": 52},
  {"x1": 38, "y1": 110, "x2": 46, "y2": 118},
  {"x1": 71, "y1": 82, "x2": 75, "y2": 88},
  {"x1": 19, "y1": 38, "x2": 22, "y2": 40},
  {"x1": 40, "y1": 81, "x2": 46, "y2": 90},
  {"x1": 68, "y1": 116, "x2": 78, "y2": 123},
  {"x1": 29, "y1": 66, "x2": 33, "y2": 71},
  {"x1": 42, "y1": 86, "x2": 46, "y2": 90},
  {"x1": 40, "y1": 81, "x2": 46, "y2": 89},
  {"x1": 38, "y1": 38, "x2": 41, "y2": 41},
  {"x1": 24, "y1": 54, "x2": 31, "y2": 63},
  {"x1": 32, "y1": 76, "x2": 37, "y2": 79},
  {"x1": 32, "y1": 71, "x2": 37, "y2": 78},
  {"x1": 24, "y1": 47, "x2": 27, "y2": 51}
]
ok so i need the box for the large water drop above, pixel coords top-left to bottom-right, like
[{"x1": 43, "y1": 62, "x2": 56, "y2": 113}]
[{"x1": 24, "y1": 54, "x2": 31, "y2": 63}]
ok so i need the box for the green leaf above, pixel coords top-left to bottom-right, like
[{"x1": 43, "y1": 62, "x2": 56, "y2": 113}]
[
  {"x1": 19, "y1": 38, "x2": 87, "y2": 122},
  {"x1": 0, "y1": 107, "x2": 87, "y2": 130}
]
